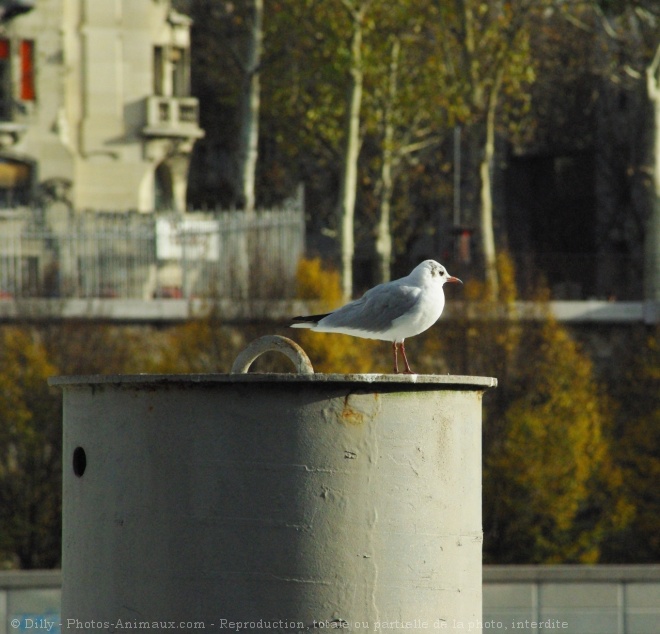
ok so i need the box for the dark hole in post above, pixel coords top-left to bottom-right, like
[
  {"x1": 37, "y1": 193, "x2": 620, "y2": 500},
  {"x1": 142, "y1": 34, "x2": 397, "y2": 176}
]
[{"x1": 73, "y1": 446, "x2": 87, "y2": 477}]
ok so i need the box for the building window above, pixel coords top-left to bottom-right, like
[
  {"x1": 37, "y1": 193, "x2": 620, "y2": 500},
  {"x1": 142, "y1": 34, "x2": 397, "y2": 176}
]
[
  {"x1": 0, "y1": 38, "x2": 36, "y2": 116},
  {"x1": 19, "y1": 39, "x2": 35, "y2": 101},
  {"x1": 0, "y1": 157, "x2": 32, "y2": 205},
  {"x1": 169, "y1": 46, "x2": 189, "y2": 97},
  {"x1": 153, "y1": 45, "x2": 164, "y2": 96},
  {"x1": 0, "y1": 38, "x2": 11, "y2": 119},
  {"x1": 153, "y1": 45, "x2": 190, "y2": 97},
  {"x1": 154, "y1": 161, "x2": 173, "y2": 210}
]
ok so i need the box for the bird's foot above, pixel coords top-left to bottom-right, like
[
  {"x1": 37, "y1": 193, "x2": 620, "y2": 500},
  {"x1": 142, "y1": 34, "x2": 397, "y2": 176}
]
[{"x1": 394, "y1": 368, "x2": 417, "y2": 374}]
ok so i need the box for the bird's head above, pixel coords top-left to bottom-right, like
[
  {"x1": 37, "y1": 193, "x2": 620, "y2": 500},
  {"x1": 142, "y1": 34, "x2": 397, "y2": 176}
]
[{"x1": 416, "y1": 260, "x2": 463, "y2": 286}]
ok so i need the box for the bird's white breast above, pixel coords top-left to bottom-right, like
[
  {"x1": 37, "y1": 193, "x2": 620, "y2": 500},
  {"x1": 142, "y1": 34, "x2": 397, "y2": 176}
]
[{"x1": 387, "y1": 282, "x2": 445, "y2": 342}]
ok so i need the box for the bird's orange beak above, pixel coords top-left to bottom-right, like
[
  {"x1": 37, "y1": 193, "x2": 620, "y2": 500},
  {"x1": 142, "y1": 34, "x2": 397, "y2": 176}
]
[{"x1": 447, "y1": 276, "x2": 463, "y2": 284}]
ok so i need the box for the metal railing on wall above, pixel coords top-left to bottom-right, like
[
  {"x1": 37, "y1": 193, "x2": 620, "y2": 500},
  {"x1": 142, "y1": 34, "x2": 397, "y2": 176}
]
[{"x1": 0, "y1": 195, "x2": 305, "y2": 301}]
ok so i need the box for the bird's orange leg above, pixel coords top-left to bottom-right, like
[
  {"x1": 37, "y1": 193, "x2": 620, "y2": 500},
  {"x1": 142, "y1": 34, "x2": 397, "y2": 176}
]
[
  {"x1": 392, "y1": 341, "x2": 399, "y2": 374},
  {"x1": 400, "y1": 341, "x2": 414, "y2": 374}
]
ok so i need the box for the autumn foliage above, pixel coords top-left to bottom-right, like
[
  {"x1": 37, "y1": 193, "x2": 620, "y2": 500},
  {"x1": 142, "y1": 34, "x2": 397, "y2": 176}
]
[
  {"x1": 0, "y1": 328, "x2": 60, "y2": 568},
  {"x1": 0, "y1": 255, "x2": 657, "y2": 567}
]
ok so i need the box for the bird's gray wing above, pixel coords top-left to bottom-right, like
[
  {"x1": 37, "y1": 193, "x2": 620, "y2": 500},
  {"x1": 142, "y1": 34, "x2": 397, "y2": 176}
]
[{"x1": 320, "y1": 282, "x2": 421, "y2": 333}]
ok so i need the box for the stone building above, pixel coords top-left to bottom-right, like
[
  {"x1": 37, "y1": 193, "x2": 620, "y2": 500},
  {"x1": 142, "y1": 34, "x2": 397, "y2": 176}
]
[{"x1": 0, "y1": 0, "x2": 203, "y2": 212}]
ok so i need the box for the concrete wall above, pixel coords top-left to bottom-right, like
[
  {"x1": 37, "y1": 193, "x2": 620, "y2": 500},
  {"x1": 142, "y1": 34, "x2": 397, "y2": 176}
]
[
  {"x1": 483, "y1": 566, "x2": 660, "y2": 634},
  {"x1": 2, "y1": 567, "x2": 659, "y2": 634},
  {"x1": 0, "y1": 570, "x2": 60, "y2": 634},
  {"x1": 0, "y1": 298, "x2": 655, "y2": 324}
]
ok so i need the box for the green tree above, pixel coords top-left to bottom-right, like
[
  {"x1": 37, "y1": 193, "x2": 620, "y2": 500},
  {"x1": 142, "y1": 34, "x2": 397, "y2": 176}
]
[
  {"x1": 145, "y1": 311, "x2": 240, "y2": 374},
  {"x1": 364, "y1": 2, "x2": 448, "y2": 283},
  {"x1": 266, "y1": 0, "x2": 448, "y2": 293},
  {"x1": 484, "y1": 318, "x2": 624, "y2": 563},
  {"x1": 429, "y1": 0, "x2": 541, "y2": 295},
  {"x1": 421, "y1": 253, "x2": 629, "y2": 562},
  {"x1": 185, "y1": 0, "x2": 265, "y2": 208},
  {"x1": 42, "y1": 323, "x2": 148, "y2": 376},
  {"x1": 0, "y1": 328, "x2": 61, "y2": 568},
  {"x1": 602, "y1": 330, "x2": 660, "y2": 561},
  {"x1": 581, "y1": 0, "x2": 660, "y2": 299}
]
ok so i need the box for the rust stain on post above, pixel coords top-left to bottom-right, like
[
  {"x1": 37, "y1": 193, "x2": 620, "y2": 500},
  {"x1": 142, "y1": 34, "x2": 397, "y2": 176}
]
[{"x1": 340, "y1": 392, "x2": 381, "y2": 426}]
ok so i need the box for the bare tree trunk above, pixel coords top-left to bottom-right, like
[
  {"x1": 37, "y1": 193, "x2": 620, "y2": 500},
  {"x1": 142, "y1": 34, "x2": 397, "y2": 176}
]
[
  {"x1": 479, "y1": 70, "x2": 503, "y2": 299},
  {"x1": 338, "y1": 2, "x2": 366, "y2": 300},
  {"x1": 375, "y1": 37, "x2": 400, "y2": 284},
  {"x1": 456, "y1": 0, "x2": 500, "y2": 296},
  {"x1": 236, "y1": 0, "x2": 263, "y2": 215},
  {"x1": 646, "y1": 42, "x2": 660, "y2": 302}
]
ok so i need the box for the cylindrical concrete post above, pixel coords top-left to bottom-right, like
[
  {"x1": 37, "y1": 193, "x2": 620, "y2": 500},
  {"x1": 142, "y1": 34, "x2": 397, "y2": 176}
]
[{"x1": 53, "y1": 362, "x2": 495, "y2": 632}]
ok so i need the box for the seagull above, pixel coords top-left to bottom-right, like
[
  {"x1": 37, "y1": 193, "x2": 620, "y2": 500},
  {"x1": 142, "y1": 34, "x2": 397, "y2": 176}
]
[{"x1": 291, "y1": 260, "x2": 462, "y2": 373}]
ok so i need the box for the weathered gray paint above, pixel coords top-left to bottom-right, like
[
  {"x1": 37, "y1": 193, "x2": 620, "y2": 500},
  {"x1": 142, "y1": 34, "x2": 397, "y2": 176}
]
[{"x1": 52, "y1": 373, "x2": 495, "y2": 632}]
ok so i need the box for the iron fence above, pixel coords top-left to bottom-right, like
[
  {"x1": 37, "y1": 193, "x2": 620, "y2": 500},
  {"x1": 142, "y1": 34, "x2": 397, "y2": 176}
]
[{"x1": 0, "y1": 199, "x2": 305, "y2": 300}]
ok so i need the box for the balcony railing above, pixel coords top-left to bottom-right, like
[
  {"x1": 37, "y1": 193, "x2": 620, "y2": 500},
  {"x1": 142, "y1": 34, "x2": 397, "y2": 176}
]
[{"x1": 142, "y1": 96, "x2": 204, "y2": 139}]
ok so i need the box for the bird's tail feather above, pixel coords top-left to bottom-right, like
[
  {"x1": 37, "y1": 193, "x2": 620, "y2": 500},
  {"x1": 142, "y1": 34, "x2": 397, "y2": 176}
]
[{"x1": 290, "y1": 313, "x2": 331, "y2": 328}]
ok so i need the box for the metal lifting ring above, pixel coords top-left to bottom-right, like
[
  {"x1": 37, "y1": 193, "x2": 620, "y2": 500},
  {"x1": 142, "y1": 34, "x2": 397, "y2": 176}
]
[{"x1": 230, "y1": 335, "x2": 314, "y2": 374}]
